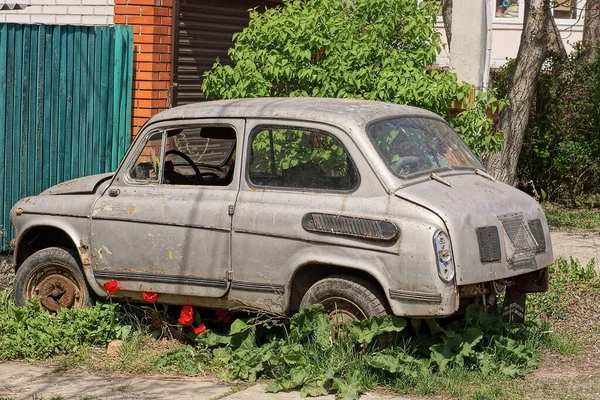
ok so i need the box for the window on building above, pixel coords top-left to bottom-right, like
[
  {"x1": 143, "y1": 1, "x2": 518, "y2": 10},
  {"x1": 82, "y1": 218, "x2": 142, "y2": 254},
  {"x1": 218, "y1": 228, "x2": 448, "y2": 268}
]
[
  {"x1": 248, "y1": 126, "x2": 359, "y2": 191},
  {"x1": 495, "y1": 0, "x2": 520, "y2": 18},
  {"x1": 552, "y1": 0, "x2": 577, "y2": 19}
]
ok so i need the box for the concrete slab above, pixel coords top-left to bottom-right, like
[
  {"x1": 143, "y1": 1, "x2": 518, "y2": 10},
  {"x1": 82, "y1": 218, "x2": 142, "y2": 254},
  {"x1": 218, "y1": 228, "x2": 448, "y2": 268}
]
[
  {"x1": 550, "y1": 231, "x2": 600, "y2": 267},
  {"x1": 221, "y1": 383, "x2": 407, "y2": 400},
  {"x1": 0, "y1": 362, "x2": 232, "y2": 400}
]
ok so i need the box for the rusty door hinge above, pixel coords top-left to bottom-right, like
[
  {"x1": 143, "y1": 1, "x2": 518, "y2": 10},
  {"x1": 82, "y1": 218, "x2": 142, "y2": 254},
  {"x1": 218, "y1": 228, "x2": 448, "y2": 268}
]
[{"x1": 228, "y1": 204, "x2": 235, "y2": 216}]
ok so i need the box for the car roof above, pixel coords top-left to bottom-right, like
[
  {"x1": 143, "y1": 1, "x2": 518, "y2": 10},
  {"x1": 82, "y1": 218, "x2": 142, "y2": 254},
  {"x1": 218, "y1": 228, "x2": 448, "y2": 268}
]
[{"x1": 147, "y1": 97, "x2": 444, "y2": 132}]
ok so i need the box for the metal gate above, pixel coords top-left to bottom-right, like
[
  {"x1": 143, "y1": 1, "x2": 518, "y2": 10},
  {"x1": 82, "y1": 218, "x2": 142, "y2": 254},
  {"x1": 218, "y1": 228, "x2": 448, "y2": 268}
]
[
  {"x1": 172, "y1": 0, "x2": 279, "y2": 105},
  {"x1": 0, "y1": 24, "x2": 134, "y2": 250}
]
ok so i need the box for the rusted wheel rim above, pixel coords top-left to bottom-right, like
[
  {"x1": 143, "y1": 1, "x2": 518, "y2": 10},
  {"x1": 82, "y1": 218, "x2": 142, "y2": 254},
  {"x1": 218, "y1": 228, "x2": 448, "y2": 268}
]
[
  {"x1": 321, "y1": 297, "x2": 367, "y2": 339},
  {"x1": 25, "y1": 265, "x2": 83, "y2": 311}
]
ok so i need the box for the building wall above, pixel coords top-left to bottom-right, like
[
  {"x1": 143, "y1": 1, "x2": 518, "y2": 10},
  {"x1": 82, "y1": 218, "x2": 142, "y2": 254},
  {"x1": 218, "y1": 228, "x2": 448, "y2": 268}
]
[
  {"x1": 114, "y1": 0, "x2": 172, "y2": 136},
  {"x1": 0, "y1": 0, "x2": 114, "y2": 25},
  {"x1": 436, "y1": 0, "x2": 585, "y2": 70}
]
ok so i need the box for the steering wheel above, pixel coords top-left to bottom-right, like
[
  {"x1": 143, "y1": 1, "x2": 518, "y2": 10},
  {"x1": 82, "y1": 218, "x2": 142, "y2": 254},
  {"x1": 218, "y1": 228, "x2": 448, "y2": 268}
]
[
  {"x1": 165, "y1": 149, "x2": 203, "y2": 184},
  {"x1": 392, "y1": 156, "x2": 421, "y2": 174}
]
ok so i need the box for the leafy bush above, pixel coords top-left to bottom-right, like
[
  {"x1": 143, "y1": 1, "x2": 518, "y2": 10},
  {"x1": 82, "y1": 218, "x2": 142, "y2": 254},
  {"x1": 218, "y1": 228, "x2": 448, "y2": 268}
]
[
  {"x1": 0, "y1": 290, "x2": 130, "y2": 360},
  {"x1": 202, "y1": 0, "x2": 505, "y2": 156},
  {"x1": 156, "y1": 304, "x2": 543, "y2": 399}
]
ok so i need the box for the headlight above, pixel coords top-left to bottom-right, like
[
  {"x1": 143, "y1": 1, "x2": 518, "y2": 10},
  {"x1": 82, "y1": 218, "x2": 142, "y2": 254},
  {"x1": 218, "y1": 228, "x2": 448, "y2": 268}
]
[{"x1": 433, "y1": 230, "x2": 455, "y2": 282}]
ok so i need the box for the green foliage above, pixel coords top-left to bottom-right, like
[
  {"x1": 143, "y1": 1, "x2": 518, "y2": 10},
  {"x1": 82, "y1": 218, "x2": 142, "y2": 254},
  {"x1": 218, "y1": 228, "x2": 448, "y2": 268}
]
[
  {"x1": 448, "y1": 90, "x2": 508, "y2": 156},
  {"x1": 202, "y1": 0, "x2": 504, "y2": 156},
  {"x1": 0, "y1": 292, "x2": 129, "y2": 360},
  {"x1": 492, "y1": 49, "x2": 600, "y2": 202},
  {"x1": 529, "y1": 257, "x2": 599, "y2": 320},
  {"x1": 156, "y1": 305, "x2": 543, "y2": 399},
  {"x1": 544, "y1": 205, "x2": 600, "y2": 233}
]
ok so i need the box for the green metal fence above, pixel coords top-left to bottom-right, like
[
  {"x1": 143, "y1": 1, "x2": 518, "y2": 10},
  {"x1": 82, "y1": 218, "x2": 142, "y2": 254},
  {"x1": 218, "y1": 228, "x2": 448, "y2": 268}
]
[{"x1": 0, "y1": 24, "x2": 134, "y2": 250}]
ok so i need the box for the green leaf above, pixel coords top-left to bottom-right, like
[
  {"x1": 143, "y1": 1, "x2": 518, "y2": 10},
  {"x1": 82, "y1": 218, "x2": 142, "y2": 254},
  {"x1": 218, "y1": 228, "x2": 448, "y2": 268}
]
[{"x1": 348, "y1": 315, "x2": 406, "y2": 345}]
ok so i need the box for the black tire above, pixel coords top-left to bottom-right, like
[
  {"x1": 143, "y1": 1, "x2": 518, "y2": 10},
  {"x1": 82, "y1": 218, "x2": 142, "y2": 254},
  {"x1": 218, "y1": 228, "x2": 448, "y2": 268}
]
[
  {"x1": 299, "y1": 275, "x2": 393, "y2": 346},
  {"x1": 14, "y1": 247, "x2": 92, "y2": 311}
]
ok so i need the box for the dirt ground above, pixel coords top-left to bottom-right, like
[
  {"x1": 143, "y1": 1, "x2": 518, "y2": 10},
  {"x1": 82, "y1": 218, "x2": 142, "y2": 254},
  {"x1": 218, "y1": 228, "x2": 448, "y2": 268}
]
[{"x1": 0, "y1": 253, "x2": 13, "y2": 290}]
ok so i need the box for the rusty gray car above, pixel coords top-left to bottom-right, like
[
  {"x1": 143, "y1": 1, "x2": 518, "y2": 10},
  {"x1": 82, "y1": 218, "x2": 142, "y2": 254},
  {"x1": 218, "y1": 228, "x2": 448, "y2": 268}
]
[{"x1": 9, "y1": 98, "x2": 553, "y2": 322}]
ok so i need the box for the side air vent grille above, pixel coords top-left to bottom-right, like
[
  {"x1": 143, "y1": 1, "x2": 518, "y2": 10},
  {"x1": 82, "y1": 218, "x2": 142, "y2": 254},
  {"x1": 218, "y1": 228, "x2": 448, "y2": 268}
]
[
  {"x1": 528, "y1": 219, "x2": 546, "y2": 253},
  {"x1": 302, "y1": 213, "x2": 399, "y2": 241},
  {"x1": 476, "y1": 226, "x2": 502, "y2": 263}
]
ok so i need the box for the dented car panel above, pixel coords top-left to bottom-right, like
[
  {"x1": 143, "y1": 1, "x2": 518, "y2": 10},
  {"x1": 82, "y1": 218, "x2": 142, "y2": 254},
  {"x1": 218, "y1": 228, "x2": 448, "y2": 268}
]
[
  {"x1": 10, "y1": 98, "x2": 553, "y2": 318},
  {"x1": 395, "y1": 174, "x2": 554, "y2": 286}
]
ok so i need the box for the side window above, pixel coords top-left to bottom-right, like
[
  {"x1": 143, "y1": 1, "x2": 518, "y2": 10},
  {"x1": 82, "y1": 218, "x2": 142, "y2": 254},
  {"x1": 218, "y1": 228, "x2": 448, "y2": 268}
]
[
  {"x1": 129, "y1": 131, "x2": 163, "y2": 183},
  {"x1": 248, "y1": 126, "x2": 359, "y2": 191},
  {"x1": 163, "y1": 125, "x2": 236, "y2": 186}
]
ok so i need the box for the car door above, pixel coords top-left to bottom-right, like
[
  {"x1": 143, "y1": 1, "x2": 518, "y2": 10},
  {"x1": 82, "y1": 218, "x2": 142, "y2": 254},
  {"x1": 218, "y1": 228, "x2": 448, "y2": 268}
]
[
  {"x1": 230, "y1": 120, "x2": 392, "y2": 312},
  {"x1": 90, "y1": 119, "x2": 244, "y2": 298}
]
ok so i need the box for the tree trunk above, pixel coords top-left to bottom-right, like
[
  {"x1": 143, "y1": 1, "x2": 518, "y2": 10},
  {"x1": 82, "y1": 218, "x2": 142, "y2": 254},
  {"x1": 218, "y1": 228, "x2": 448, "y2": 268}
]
[
  {"x1": 485, "y1": 0, "x2": 552, "y2": 185},
  {"x1": 441, "y1": 0, "x2": 453, "y2": 49},
  {"x1": 546, "y1": 9, "x2": 567, "y2": 55},
  {"x1": 583, "y1": 0, "x2": 600, "y2": 60}
]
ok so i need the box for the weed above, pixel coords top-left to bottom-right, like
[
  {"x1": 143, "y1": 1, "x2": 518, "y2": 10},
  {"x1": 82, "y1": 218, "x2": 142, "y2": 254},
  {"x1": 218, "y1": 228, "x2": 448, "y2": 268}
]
[
  {"x1": 155, "y1": 304, "x2": 544, "y2": 400},
  {"x1": 544, "y1": 205, "x2": 600, "y2": 233},
  {"x1": 546, "y1": 332, "x2": 579, "y2": 356},
  {"x1": 528, "y1": 258, "x2": 599, "y2": 321},
  {"x1": 0, "y1": 294, "x2": 130, "y2": 360}
]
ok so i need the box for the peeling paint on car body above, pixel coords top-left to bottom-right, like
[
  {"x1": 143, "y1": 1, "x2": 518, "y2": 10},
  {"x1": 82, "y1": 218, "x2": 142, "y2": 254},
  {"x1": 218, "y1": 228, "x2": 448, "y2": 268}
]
[{"x1": 9, "y1": 98, "x2": 553, "y2": 317}]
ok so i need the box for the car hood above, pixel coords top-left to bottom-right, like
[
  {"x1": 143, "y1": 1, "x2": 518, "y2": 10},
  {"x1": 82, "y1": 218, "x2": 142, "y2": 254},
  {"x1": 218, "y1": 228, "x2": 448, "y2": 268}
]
[
  {"x1": 41, "y1": 173, "x2": 114, "y2": 195},
  {"x1": 395, "y1": 172, "x2": 554, "y2": 285}
]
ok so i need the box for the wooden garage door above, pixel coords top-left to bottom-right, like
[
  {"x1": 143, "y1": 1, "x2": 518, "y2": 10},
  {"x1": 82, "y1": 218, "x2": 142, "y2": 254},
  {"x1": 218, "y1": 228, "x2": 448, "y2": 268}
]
[{"x1": 173, "y1": 0, "x2": 279, "y2": 106}]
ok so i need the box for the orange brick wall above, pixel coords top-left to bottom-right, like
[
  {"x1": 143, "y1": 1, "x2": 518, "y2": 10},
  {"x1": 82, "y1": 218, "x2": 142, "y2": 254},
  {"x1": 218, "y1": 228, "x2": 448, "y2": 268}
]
[{"x1": 114, "y1": 0, "x2": 173, "y2": 136}]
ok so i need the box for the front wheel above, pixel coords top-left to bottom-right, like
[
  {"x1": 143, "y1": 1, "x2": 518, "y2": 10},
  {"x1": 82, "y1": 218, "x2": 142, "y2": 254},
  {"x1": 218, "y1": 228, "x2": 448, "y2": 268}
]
[
  {"x1": 14, "y1": 247, "x2": 92, "y2": 311},
  {"x1": 299, "y1": 275, "x2": 392, "y2": 345}
]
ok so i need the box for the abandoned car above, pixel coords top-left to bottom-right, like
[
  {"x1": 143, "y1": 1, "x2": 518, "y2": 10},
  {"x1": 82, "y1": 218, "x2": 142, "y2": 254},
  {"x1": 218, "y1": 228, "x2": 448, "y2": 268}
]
[{"x1": 9, "y1": 98, "x2": 553, "y2": 322}]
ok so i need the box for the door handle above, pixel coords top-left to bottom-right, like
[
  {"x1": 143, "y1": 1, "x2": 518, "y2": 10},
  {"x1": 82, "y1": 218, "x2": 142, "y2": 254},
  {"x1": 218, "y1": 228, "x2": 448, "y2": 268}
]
[{"x1": 108, "y1": 188, "x2": 120, "y2": 197}]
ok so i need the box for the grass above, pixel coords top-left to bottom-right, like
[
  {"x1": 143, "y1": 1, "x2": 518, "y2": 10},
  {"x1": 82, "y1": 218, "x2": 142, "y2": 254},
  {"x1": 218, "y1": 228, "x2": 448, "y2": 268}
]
[
  {"x1": 1, "y1": 258, "x2": 600, "y2": 400},
  {"x1": 544, "y1": 204, "x2": 600, "y2": 233}
]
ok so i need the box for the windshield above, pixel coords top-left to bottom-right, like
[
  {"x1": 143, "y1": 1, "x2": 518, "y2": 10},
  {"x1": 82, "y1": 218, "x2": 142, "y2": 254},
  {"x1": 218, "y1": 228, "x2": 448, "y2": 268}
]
[{"x1": 367, "y1": 117, "x2": 483, "y2": 177}]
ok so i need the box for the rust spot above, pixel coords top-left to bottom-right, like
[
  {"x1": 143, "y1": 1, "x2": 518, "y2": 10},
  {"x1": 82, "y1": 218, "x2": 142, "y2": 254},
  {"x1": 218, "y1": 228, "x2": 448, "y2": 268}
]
[
  {"x1": 9, "y1": 239, "x2": 15, "y2": 247},
  {"x1": 38, "y1": 274, "x2": 79, "y2": 311},
  {"x1": 307, "y1": 259, "x2": 319, "y2": 264},
  {"x1": 128, "y1": 206, "x2": 135, "y2": 214},
  {"x1": 82, "y1": 258, "x2": 90, "y2": 265},
  {"x1": 459, "y1": 283, "x2": 487, "y2": 298},
  {"x1": 23, "y1": 197, "x2": 31, "y2": 203},
  {"x1": 78, "y1": 239, "x2": 89, "y2": 254},
  {"x1": 57, "y1": 180, "x2": 77, "y2": 188},
  {"x1": 15, "y1": 208, "x2": 23, "y2": 216}
]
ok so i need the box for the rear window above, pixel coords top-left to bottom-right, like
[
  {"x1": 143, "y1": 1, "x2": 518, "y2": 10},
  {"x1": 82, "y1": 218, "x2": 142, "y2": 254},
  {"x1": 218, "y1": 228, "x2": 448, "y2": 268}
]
[{"x1": 367, "y1": 117, "x2": 482, "y2": 177}]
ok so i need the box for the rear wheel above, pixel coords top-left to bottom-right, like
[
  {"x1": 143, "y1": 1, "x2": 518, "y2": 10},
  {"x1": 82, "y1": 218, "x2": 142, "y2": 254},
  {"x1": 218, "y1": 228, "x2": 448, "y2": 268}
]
[
  {"x1": 14, "y1": 247, "x2": 92, "y2": 311},
  {"x1": 299, "y1": 275, "x2": 393, "y2": 346}
]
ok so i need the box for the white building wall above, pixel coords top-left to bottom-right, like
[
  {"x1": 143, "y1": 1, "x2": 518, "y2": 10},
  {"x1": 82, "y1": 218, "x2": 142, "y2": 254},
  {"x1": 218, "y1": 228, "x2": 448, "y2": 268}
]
[
  {"x1": 435, "y1": 0, "x2": 585, "y2": 69},
  {"x1": 0, "y1": 0, "x2": 114, "y2": 25}
]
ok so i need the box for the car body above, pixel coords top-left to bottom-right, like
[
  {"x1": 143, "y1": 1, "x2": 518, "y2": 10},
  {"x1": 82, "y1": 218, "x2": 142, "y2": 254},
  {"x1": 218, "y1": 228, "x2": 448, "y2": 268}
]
[{"x1": 9, "y1": 98, "x2": 553, "y2": 318}]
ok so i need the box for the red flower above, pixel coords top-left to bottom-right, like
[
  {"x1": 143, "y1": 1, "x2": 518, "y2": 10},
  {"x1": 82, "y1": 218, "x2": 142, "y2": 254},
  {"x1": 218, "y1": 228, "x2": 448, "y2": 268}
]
[
  {"x1": 142, "y1": 291, "x2": 159, "y2": 303},
  {"x1": 178, "y1": 305, "x2": 194, "y2": 326},
  {"x1": 194, "y1": 324, "x2": 207, "y2": 335},
  {"x1": 103, "y1": 279, "x2": 121, "y2": 295},
  {"x1": 216, "y1": 309, "x2": 234, "y2": 323}
]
